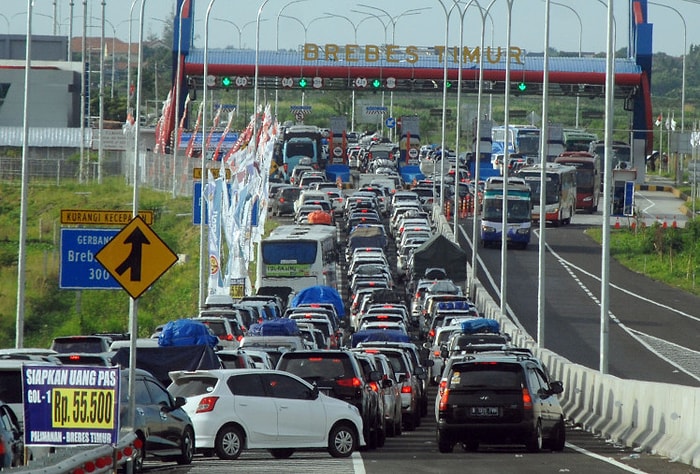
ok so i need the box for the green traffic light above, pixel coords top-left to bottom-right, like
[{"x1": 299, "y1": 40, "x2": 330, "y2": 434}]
[
  {"x1": 298, "y1": 78, "x2": 308, "y2": 88},
  {"x1": 372, "y1": 79, "x2": 381, "y2": 88},
  {"x1": 518, "y1": 82, "x2": 527, "y2": 92},
  {"x1": 221, "y1": 77, "x2": 232, "y2": 88}
]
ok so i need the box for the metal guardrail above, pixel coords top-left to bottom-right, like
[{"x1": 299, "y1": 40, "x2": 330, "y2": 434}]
[{"x1": 10, "y1": 432, "x2": 140, "y2": 474}]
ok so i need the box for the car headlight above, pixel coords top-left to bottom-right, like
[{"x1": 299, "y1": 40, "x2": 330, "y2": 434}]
[
  {"x1": 516, "y1": 228, "x2": 530, "y2": 235},
  {"x1": 482, "y1": 226, "x2": 496, "y2": 233}
]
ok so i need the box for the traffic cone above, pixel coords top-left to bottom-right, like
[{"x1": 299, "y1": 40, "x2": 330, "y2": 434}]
[
  {"x1": 672, "y1": 216, "x2": 677, "y2": 228},
  {"x1": 614, "y1": 217, "x2": 620, "y2": 229},
  {"x1": 630, "y1": 221, "x2": 636, "y2": 230},
  {"x1": 662, "y1": 218, "x2": 668, "y2": 229}
]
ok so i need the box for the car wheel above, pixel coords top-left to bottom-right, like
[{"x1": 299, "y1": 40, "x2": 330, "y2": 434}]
[
  {"x1": 268, "y1": 448, "x2": 295, "y2": 459},
  {"x1": 386, "y1": 418, "x2": 395, "y2": 438},
  {"x1": 215, "y1": 425, "x2": 244, "y2": 460},
  {"x1": 328, "y1": 423, "x2": 356, "y2": 458},
  {"x1": 176, "y1": 427, "x2": 195, "y2": 465},
  {"x1": 549, "y1": 419, "x2": 566, "y2": 452},
  {"x1": 376, "y1": 422, "x2": 386, "y2": 447},
  {"x1": 526, "y1": 420, "x2": 543, "y2": 453},
  {"x1": 403, "y1": 413, "x2": 416, "y2": 431},
  {"x1": 437, "y1": 431, "x2": 454, "y2": 453}
]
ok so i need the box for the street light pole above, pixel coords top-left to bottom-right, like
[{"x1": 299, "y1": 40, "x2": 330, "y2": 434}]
[
  {"x1": 548, "y1": 1, "x2": 581, "y2": 128},
  {"x1": 126, "y1": 0, "x2": 139, "y2": 117},
  {"x1": 276, "y1": 0, "x2": 309, "y2": 51},
  {"x1": 469, "y1": 0, "x2": 498, "y2": 298},
  {"x1": 98, "y1": 0, "x2": 106, "y2": 184}
]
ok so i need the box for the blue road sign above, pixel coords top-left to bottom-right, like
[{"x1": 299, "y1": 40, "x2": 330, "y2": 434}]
[
  {"x1": 385, "y1": 117, "x2": 396, "y2": 128},
  {"x1": 60, "y1": 228, "x2": 121, "y2": 289},
  {"x1": 623, "y1": 180, "x2": 635, "y2": 216},
  {"x1": 193, "y1": 181, "x2": 205, "y2": 225}
]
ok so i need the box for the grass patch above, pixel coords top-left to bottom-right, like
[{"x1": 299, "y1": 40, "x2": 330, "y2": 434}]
[
  {"x1": 586, "y1": 219, "x2": 700, "y2": 295},
  {"x1": 0, "y1": 178, "x2": 273, "y2": 349}
]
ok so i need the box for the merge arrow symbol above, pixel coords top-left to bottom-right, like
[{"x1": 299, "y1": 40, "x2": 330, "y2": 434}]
[{"x1": 115, "y1": 227, "x2": 150, "y2": 281}]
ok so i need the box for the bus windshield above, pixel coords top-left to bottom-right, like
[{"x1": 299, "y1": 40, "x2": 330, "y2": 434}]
[
  {"x1": 262, "y1": 241, "x2": 317, "y2": 265},
  {"x1": 517, "y1": 130, "x2": 540, "y2": 155},
  {"x1": 522, "y1": 175, "x2": 560, "y2": 205}
]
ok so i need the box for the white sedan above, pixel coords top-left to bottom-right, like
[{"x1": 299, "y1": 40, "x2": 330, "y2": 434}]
[{"x1": 168, "y1": 369, "x2": 365, "y2": 460}]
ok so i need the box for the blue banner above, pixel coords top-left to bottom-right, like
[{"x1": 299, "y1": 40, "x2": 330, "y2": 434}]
[{"x1": 22, "y1": 365, "x2": 120, "y2": 446}]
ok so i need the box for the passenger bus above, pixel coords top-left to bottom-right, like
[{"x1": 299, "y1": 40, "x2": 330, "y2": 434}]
[
  {"x1": 588, "y1": 140, "x2": 632, "y2": 185},
  {"x1": 480, "y1": 178, "x2": 532, "y2": 249},
  {"x1": 257, "y1": 224, "x2": 339, "y2": 294},
  {"x1": 491, "y1": 125, "x2": 540, "y2": 164},
  {"x1": 554, "y1": 152, "x2": 600, "y2": 213},
  {"x1": 563, "y1": 129, "x2": 598, "y2": 152},
  {"x1": 273, "y1": 125, "x2": 326, "y2": 182},
  {"x1": 516, "y1": 163, "x2": 577, "y2": 227}
]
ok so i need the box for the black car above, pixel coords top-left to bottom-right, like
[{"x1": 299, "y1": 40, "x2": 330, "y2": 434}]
[
  {"x1": 271, "y1": 185, "x2": 301, "y2": 217},
  {"x1": 276, "y1": 350, "x2": 383, "y2": 449},
  {"x1": 436, "y1": 352, "x2": 565, "y2": 453},
  {"x1": 120, "y1": 369, "x2": 195, "y2": 469},
  {"x1": 0, "y1": 401, "x2": 23, "y2": 468}
]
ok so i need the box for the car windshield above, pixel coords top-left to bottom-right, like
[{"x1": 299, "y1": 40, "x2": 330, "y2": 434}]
[
  {"x1": 450, "y1": 363, "x2": 523, "y2": 389},
  {"x1": 170, "y1": 375, "x2": 219, "y2": 397},
  {"x1": 0, "y1": 372, "x2": 23, "y2": 403},
  {"x1": 279, "y1": 355, "x2": 352, "y2": 381}
]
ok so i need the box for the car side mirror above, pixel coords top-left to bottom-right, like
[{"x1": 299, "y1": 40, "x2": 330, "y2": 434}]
[
  {"x1": 397, "y1": 373, "x2": 407, "y2": 383},
  {"x1": 369, "y1": 370, "x2": 382, "y2": 382},
  {"x1": 440, "y1": 348, "x2": 449, "y2": 359},
  {"x1": 310, "y1": 385, "x2": 320, "y2": 399},
  {"x1": 549, "y1": 380, "x2": 564, "y2": 395},
  {"x1": 382, "y1": 378, "x2": 393, "y2": 389},
  {"x1": 173, "y1": 396, "x2": 187, "y2": 409}
]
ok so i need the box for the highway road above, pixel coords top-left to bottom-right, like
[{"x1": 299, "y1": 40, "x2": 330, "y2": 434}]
[{"x1": 459, "y1": 189, "x2": 700, "y2": 386}]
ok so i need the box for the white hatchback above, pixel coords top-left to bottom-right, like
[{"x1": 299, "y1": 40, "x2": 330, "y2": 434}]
[{"x1": 168, "y1": 369, "x2": 365, "y2": 460}]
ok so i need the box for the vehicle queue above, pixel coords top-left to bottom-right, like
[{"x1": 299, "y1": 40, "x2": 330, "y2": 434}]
[{"x1": 0, "y1": 133, "x2": 567, "y2": 471}]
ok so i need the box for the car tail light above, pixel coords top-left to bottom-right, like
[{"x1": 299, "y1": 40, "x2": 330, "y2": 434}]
[
  {"x1": 283, "y1": 164, "x2": 288, "y2": 172},
  {"x1": 438, "y1": 379, "x2": 447, "y2": 398},
  {"x1": 401, "y1": 385, "x2": 412, "y2": 394},
  {"x1": 196, "y1": 396, "x2": 219, "y2": 413},
  {"x1": 433, "y1": 350, "x2": 441, "y2": 357},
  {"x1": 336, "y1": 377, "x2": 363, "y2": 388},
  {"x1": 220, "y1": 334, "x2": 234, "y2": 341},
  {"x1": 428, "y1": 329, "x2": 435, "y2": 339},
  {"x1": 69, "y1": 355, "x2": 81, "y2": 361},
  {"x1": 439, "y1": 389, "x2": 450, "y2": 411},
  {"x1": 522, "y1": 388, "x2": 533, "y2": 410},
  {"x1": 369, "y1": 381, "x2": 379, "y2": 392},
  {"x1": 0, "y1": 436, "x2": 5, "y2": 456},
  {"x1": 279, "y1": 197, "x2": 285, "y2": 203},
  {"x1": 236, "y1": 335, "x2": 243, "y2": 342}
]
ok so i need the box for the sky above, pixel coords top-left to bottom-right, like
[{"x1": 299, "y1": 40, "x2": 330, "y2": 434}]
[{"x1": 1, "y1": 0, "x2": 698, "y2": 57}]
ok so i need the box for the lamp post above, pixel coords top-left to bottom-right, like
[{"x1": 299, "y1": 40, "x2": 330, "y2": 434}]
[
  {"x1": 355, "y1": 5, "x2": 431, "y2": 44},
  {"x1": 98, "y1": 0, "x2": 106, "y2": 184},
  {"x1": 547, "y1": 0, "x2": 581, "y2": 128},
  {"x1": 537, "y1": 0, "x2": 553, "y2": 347},
  {"x1": 451, "y1": 0, "x2": 477, "y2": 240},
  {"x1": 276, "y1": 0, "x2": 309, "y2": 51},
  {"x1": 172, "y1": 0, "x2": 188, "y2": 198},
  {"x1": 79, "y1": 0, "x2": 87, "y2": 183},
  {"x1": 468, "y1": 0, "x2": 498, "y2": 298},
  {"x1": 213, "y1": 19, "x2": 263, "y2": 49},
  {"x1": 279, "y1": 14, "x2": 333, "y2": 46},
  {"x1": 349, "y1": 9, "x2": 388, "y2": 44},
  {"x1": 126, "y1": 0, "x2": 139, "y2": 117},
  {"x1": 649, "y1": 2, "x2": 685, "y2": 133},
  {"x1": 90, "y1": 17, "x2": 117, "y2": 99}
]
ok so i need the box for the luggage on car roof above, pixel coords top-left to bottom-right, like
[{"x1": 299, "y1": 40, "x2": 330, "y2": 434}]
[
  {"x1": 248, "y1": 318, "x2": 300, "y2": 337},
  {"x1": 460, "y1": 318, "x2": 500, "y2": 335},
  {"x1": 350, "y1": 329, "x2": 411, "y2": 348}
]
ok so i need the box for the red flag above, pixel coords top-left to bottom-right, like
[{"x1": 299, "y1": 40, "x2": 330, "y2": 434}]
[{"x1": 186, "y1": 103, "x2": 204, "y2": 158}]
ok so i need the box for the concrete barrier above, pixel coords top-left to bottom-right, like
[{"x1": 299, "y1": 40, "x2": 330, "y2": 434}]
[{"x1": 432, "y1": 205, "x2": 700, "y2": 467}]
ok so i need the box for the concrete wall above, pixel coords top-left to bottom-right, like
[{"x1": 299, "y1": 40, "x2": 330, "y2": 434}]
[{"x1": 431, "y1": 209, "x2": 700, "y2": 467}]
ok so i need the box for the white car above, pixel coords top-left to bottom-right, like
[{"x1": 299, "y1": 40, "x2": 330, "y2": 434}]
[{"x1": 168, "y1": 369, "x2": 365, "y2": 460}]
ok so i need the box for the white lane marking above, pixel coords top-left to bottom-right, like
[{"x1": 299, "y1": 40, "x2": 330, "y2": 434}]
[
  {"x1": 566, "y1": 442, "x2": 650, "y2": 473},
  {"x1": 352, "y1": 451, "x2": 366, "y2": 473}
]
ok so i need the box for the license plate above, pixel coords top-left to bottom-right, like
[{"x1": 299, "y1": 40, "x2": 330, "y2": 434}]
[{"x1": 470, "y1": 406, "x2": 499, "y2": 416}]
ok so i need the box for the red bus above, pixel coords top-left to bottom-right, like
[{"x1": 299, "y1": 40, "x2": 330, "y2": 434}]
[{"x1": 554, "y1": 152, "x2": 600, "y2": 213}]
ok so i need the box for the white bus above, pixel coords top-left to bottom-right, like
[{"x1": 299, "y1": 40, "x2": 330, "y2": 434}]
[
  {"x1": 517, "y1": 163, "x2": 577, "y2": 227},
  {"x1": 257, "y1": 224, "x2": 339, "y2": 294}
]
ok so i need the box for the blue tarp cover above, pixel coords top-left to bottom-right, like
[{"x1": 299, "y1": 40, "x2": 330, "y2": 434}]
[
  {"x1": 158, "y1": 319, "x2": 218, "y2": 347},
  {"x1": 351, "y1": 329, "x2": 411, "y2": 347},
  {"x1": 248, "y1": 318, "x2": 300, "y2": 336},
  {"x1": 290, "y1": 285, "x2": 345, "y2": 318},
  {"x1": 461, "y1": 318, "x2": 500, "y2": 335}
]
